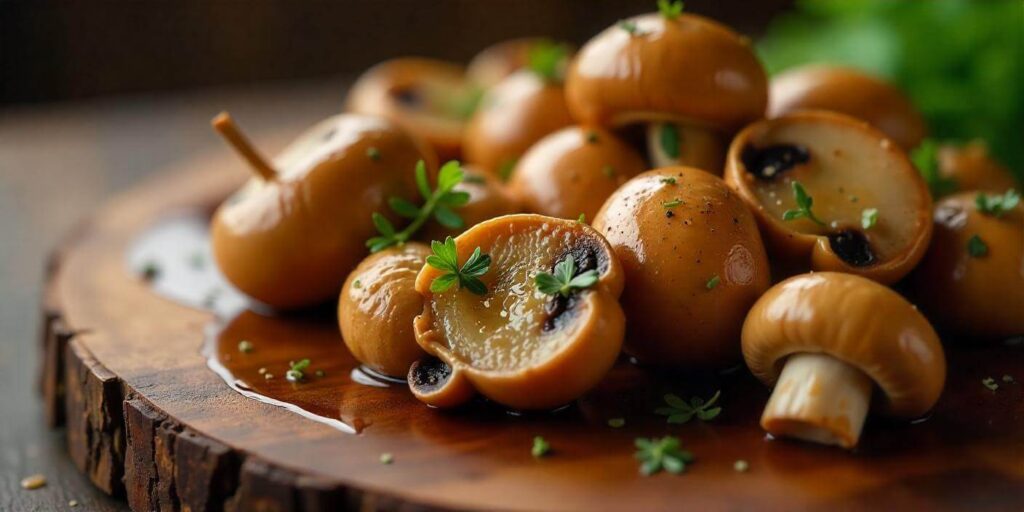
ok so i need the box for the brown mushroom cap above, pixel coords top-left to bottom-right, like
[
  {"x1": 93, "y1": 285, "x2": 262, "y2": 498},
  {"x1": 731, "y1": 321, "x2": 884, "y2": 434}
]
[
  {"x1": 346, "y1": 58, "x2": 473, "y2": 161},
  {"x1": 413, "y1": 214, "x2": 625, "y2": 410},
  {"x1": 466, "y1": 37, "x2": 549, "y2": 89},
  {"x1": 509, "y1": 126, "x2": 647, "y2": 220},
  {"x1": 419, "y1": 165, "x2": 520, "y2": 241},
  {"x1": 743, "y1": 272, "x2": 946, "y2": 418},
  {"x1": 769, "y1": 65, "x2": 927, "y2": 150},
  {"x1": 211, "y1": 114, "x2": 436, "y2": 309},
  {"x1": 463, "y1": 70, "x2": 574, "y2": 176},
  {"x1": 338, "y1": 243, "x2": 431, "y2": 377},
  {"x1": 911, "y1": 192, "x2": 1024, "y2": 340},
  {"x1": 938, "y1": 141, "x2": 1020, "y2": 194},
  {"x1": 592, "y1": 167, "x2": 771, "y2": 367},
  {"x1": 565, "y1": 13, "x2": 767, "y2": 131},
  {"x1": 724, "y1": 110, "x2": 932, "y2": 284}
]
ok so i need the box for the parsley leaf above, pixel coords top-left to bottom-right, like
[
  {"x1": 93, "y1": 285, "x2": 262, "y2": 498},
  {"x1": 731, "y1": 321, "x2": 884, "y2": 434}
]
[
  {"x1": 657, "y1": 0, "x2": 685, "y2": 19},
  {"x1": 618, "y1": 20, "x2": 645, "y2": 36},
  {"x1": 662, "y1": 198, "x2": 683, "y2": 209},
  {"x1": 535, "y1": 255, "x2": 599, "y2": 297},
  {"x1": 967, "y1": 234, "x2": 988, "y2": 258},
  {"x1": 532, "y1": 436, "x2": 551, "y2": 458},
  {"x1": 861, "y1": 208, "x2": 879, "y2": 229},
  {"x1": 660, "y1": 177, "x2": 677, "y2": 185},
  {"x1": 426, "y1": 237, "x2": 491, "y2": 295},
  {"x1": 655, "y1": 391, "x2": 721, "y2": 424},
  {"x1": 975, "y1": 189, "x2": 1020, "y2": 217},
  {"x1": 782, "y1": 181, "x2": 826, "y2": 226},
  {"x1": 286, "y1": 358, "x2": 311, "y2": 382},
  {"x1": 659, "y1": 123, "x2": 681, "y2": 159},
  {"x1": 366, "y1": 160, "x2": 467, "y2": 253},
  {"x1": 635, "y1": 436, "x2": 694, "y2": 476},
  {"x1": 706, "y1": 275, "x2": 721, "y2": 290},
  {"x1": 527, "y1": 41, "x2": 570, "y2": 83}
]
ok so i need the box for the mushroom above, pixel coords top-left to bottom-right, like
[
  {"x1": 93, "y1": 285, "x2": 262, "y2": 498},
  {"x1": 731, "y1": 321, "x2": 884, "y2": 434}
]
[
  {"x1": 418, "y1": 165, "x2": 519, "y2": 241},
  {"x1": 911, "y1": 190, "x2": 1024, "y2": 340},
  {"x1": 724, "y1": 110, "x2": 933, "y2": 284},
  {"x1": 338, "y1": 243, "x2": 431, "y2": 377},
  {"x1": 592, "y1": 167, "x2": 771, "y2": 367},
  {"x1": 743, "y1": 272, "x2": 946, "y2": 449},
  {"x1": 565, "y1": 10, "x2": 767, "y2": 173},
  {"x1": 509, "y1": 126, "x2": 647, "y2": 220},
  {"x1": 407, "y1": 356, "x2": 475, "y2": 408},
  {"x1": 412, "y1": 214, "x2": 625, "y2": 410},
  {"x1": 769, "y1": 65, "x2": 927, "y2": 150},
  {"x1": 466, "y1": 38, "x2": 562, "y2": 90},
  {"x1": 210, "y1": 112, "x2": 435, "y2": 309},
  {"x1": 346, "y1": 58, "x2": 477, "y2": 161},
  {"x1": 937, "y1": 141, "x2": 1020, "y2": 195}
]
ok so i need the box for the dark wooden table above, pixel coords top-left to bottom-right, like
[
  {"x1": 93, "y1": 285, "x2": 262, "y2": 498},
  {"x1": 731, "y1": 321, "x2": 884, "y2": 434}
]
[{"x1": 0, "y1": 79, "x2": 343, "y2": 510}]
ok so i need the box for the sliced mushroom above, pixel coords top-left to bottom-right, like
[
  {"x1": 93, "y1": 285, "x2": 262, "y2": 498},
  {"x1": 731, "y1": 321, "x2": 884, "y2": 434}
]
[
  {"x1": 743, "y1": 272, "x2": 946, "y2": 448},
  {"x1": 938, "y1": 141, "x2": 1019, "y2": 194},
  {"x1": 911, "y1": 191, "x2": 1024, "y2": 340},
  {"x1": 592, "y1": 167, "x2": 771, "y2": 367},
  {"x1": 769, "y1": 66, "x2": 927, "y2": 151},
  {"x1": 418, "y1": 165, "x2": 520, "y2": 241},
  {"x1": 412, "y1": 214, "x2": 625, "y2": 410},
  {"x1": 339, "y1": 243, "x2": 431, "y2": 377},
  {"x1": 509, "y1": 126, "x2": 647, "y2": 220},
  {"x1": 724, "y1": 110, "x2": 932, "y2": 284},
  {"x1": 346, "y1": 58, "x2": 477, "y2": 161}
]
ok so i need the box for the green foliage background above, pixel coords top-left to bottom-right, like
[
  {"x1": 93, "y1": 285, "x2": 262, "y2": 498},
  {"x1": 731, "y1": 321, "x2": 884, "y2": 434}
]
[{"x1": 757, "y1": 0, "x2": 1024, "y2": 181}]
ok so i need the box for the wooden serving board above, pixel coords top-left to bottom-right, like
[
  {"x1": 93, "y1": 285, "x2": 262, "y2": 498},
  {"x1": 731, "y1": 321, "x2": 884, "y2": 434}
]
[{"x1": 41, "y1": 148, "x2": 1024, "y2": 511}]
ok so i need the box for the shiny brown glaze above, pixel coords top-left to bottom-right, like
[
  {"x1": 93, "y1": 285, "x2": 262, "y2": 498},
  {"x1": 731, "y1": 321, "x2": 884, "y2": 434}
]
[
  {"x1": 911, "y1": 192, "x2": 1024, "y2": 341},
  {"x1": 463, "y1": 70, "x2": 574, "y2": 177},
  {"x1": 565, "y1": 13, "x2": 767, "y2": 131},
  {"x1": 938, "y1": 142, "x2": 1020, "y2": 194},
  {"x1": 346, "y1": 58, "x2": 472, "y2": 161},
  {"x1": 418, "y1": 166, "x2": 520, "y2": 241},
  {"x1": 338, "y1": 243, "x2": 431, "y2": 378},
  {"x1": 725, "y1": 110, "x2": 932, "y2": 285},
  {"x1": 509, "y1": 126, "x2": 647, "y2": 220},
  {"x1": 211, "y1": 114, "x2": 436, "y2": 309},
  {"x1": 769, "y1": 66, "x2": 927, "y2": 150},
  {"x1": 593, "y1": 168, "x2": 771, "y2": 368}
]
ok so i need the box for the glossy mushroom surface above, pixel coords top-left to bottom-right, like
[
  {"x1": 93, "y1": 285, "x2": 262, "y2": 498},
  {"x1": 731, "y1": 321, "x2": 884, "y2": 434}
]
[
  {"x1": 911, "y1": 191, "x2": 1024, "y2": 340},
  {"x1": 413, "y1": 214, "x2": 625, "y2": 410},
  {"x1": 938, "y1": 141, "x2": 1019, "y2": 194},
  {"x1": 769, "y1": 65, "x2": 927, "y2": 150},
  {"x1": 509, "y1": 126, "x2": 647, "y2": 220},
  {"x1": 211, "y1": 114, "x2": 435, "y2": 309},
  {"x1": 592, "y1": 167, "x2": 771, "y2": 367},
  {"x1": 743, "y1": 272, "x2": 946, "y2": 448},
  {"x1": 725, "y1": 110, "x2": 932, "y2": 284},
  {"x1": 466, "y1": 37, "x2": 549, "y2": 90},
  {"x1": 346, "y1": 58, "x2": 476, "y2": 161},
  {"x1": 338, "y1": 243, "x2": 431, "y2": 377}
]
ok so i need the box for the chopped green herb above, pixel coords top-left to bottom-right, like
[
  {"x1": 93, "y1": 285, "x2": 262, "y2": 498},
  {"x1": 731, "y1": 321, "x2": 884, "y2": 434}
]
[
  {"x1": 656, "y1": 390, "x2": 721, "y2": 424},
  {"x1": 659, "y1": 123, "x2": 681, "y2": 159},
  {"x1": 607, "y1": 418, "x2": 626, "y2": 428},
  {"x1": 498, "y1": 159, "x2": 517, "y2": 182},
  {"x1": 660, "y1": 177, "x2": 677, "y2": 185},
  {"x1": 379, "y1": 453, "x2": 394, "y2": 464},
  {"x1": 975, "y1": 189, "x2": 1020, "y2": 217},
  {"x1": 657, "y1": 0, "x2": 685, "y2": 19},
  {"x1": 237, "y1": 340, "x2": 254, "y2": 353},
  {"x1": 967, "y1": 234, "x2": 988, "y2": 258},
  {"x1": 366, "y1": 160, "x2": 469, "y2": 252},
  {"x1": 531, "y1": 436, "x2": 551, "y2": 458},
  {"x1": 861, "y1": 208, "x2": 879, "y2": 230},
  {"x1": 618, "y1": 20, "x2": 645, "y2": 36},
  {"x1": 602, "y1": 165, "x2": 616, "y2": 178},
  {"x1": 353, "y1": 279, "x2": 362, "y2": 289},
  {"x1": 635, "y1": 436, "x2": 694, "y2": 476},
  {"x1": 910, "y1": 139, "x2": 957, "y2": 198},
  {"x1": 982, "y1": 377, "x2": 998, "y2": 391},
  {"x1": 366, "y1": 147, "x2": 381, "y2": 161},
  {"x1": 782, "y1": 181, "x2": 826, "y2": 226},
  {"x1": 139, "y1": 261, "x2": 160, "y2": 281},
  {"x1": 426, "y1": 237, "x2": 491, "y2": 295},
  {"x1": 733, "y1": 459, "x2": 750, "y2": 472},
  {"x1": 586, "y1": 131, "x2": 599, "y2": 144},
  {"x1": 286, "y1": 359, "x2": 311, "y2": 382},
  {"x1": 706, "y1": 275, "x2": 721, "y2": 290},
  {"x1": 662, "y1": 198, "x2": 683, "y2": 209},
  {"x1": 527, "y1": 41, "x2": 569, "y2": 83},
  {"x1": 577, "y1": 213, "x2": 586, "y2": 224},
  {"x1": 535, "y1": 255, "x2": 600, "y2": 298}
]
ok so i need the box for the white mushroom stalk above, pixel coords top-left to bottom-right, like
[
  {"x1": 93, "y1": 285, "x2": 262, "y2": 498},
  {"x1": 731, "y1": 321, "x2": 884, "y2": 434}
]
[{"x1": 760, "y1": 352, "x2": 872, "y2": 449}]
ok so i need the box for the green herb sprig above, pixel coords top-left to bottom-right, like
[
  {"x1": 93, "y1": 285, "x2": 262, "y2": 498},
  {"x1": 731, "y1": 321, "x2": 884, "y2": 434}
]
[
  {"x1": 967, "y1": 234, "x2": 988, "y2": 258},
  {"x1": 911, "y1": 139, "x2": 958, "y2": 198},
  {"x1": 705, "y1": 275, "x2": 721, "y2": 290},
  {"x1": 367, "y1": 160, "x2": 469, "y2": 253},
  {"x1": 532, "y1": 436, "x2": 551, "y2": 458},
  {"x1": 782, "y1": 181, "x2": 826, "y2": 226},
  {"x1": 286, "y1": 359, "x2": 311, "y2": 382},
  {"x1": 535, "y1": 255, "x2": 599, "y2": 297},
  {"x1": 657, "y1": 0, "x2": 685, "y2": 19},
  {"x1": 861, "y1": 208, "x2": 879, "y2": 229},
  {"x1": 426, "y1": 237, "x2": 491, "y2": 295},
  {"x1": 656, "y1": 391, "x2": 721, "y2": 424},
  {"x1": 527, "y1": 41, "x2": 570, "y2": 83},
  {"x1": 659, "y1": 123, "x2": 681, "y2": 159},
  {"x1": 975, "y1": 189, "x2": 1020, "y2": 217},
  {"x1": 635, "y1": 436, "x2": 694, "y2": 475}
]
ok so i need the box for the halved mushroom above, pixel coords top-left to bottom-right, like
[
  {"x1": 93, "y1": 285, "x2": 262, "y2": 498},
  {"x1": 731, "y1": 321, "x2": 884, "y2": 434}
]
[
  {"x1": 408, "y1": 356, "x2": 475, "y2": 408},
  {"x1": 346, "y1": 58, "x2": 478, "y2": 161},
  {"x1": 412, "y1": 214, "x2": 625, "y2": 410},
  {"x1": 565, "y1": 11, "x2": 767, "y2": 173},
  {"x1": 338, "y1": 243, "x2": 430, "y2": 377},
  {"x1": 466, "y1": 38, "x2": 557, "y2": 90},
  {"x1": 592, "y1": 167, "x2": 771, "y2": 367},
  {"x1": 911, "y1": 191, "x2": 1024, "y2": 340},
  {"x1": 509, "y1": 126, "x2": 647, "y2": 220},
  {"x1": 724, "y1": 110, "x2": 932, "y2": 284},
  {"x1": 769, "y1": 65, "x2": 927, "y2": 150},
  {"x1": 937, "y1": 141, "x2": 1019, "y2": 194},
  {"x1": 743, "y1": 272, "x2": 946, "y2": 449}
]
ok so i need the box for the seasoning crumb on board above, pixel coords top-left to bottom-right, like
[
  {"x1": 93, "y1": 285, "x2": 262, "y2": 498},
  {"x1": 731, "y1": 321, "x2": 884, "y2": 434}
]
[{"x1": 20, "y1": 473, "x2": 47, "y2": 490}]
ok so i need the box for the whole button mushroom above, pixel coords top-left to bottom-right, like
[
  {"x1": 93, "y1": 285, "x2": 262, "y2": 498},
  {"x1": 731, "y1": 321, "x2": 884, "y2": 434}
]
[
  {"x1": 743, "y1": 272, "x2": 946, "y2": 449},
  {"x1": 593, "y1": 168, "x2": 771, "y2": 367},
  {"x1": 937, "y1": 141, "x2": 1020, "y2": 195},
  {"x1": 412, "y1": 215, "x2": 626, "y2": 410},
  {"x1": 346, "y1": 58, "x2": 476, "y2": 161},
  {"x1": 769, "y1": 65, "x2": 927, "y2": 150},
  {"x1": 509, "y1": 126, "x2": 647, "y2": 221},
  {"x1": 911, "y1": 190, "x2": 1024, "y2": 340},
  {"x1": 210, "y1": 113, "x2": 435, "y2": 309},
  {"x1": 338, "y1": 243, "x2": 431, "y2": 378},
  {"x1": 418, "y1": 165, "x2": 520, "y2": 242},
  {"x1": 725, "y1": 110, "x2": 932, "y2": 284},
  {"x1": 565, "y1": 4, "x2": 767, "y2": 173}
]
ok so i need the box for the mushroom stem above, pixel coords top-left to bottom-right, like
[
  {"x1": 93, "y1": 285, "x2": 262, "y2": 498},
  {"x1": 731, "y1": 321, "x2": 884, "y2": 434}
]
[
  {"x1": 211, "y1": 111, "x2": 277, "y2": 181},
  {"x1": 760, "y1": 352, "x2": 872, "y2": 449},
  {"x1": 645, "y1": 122, "x2": 724, "y2": 171}
]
